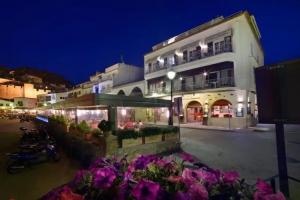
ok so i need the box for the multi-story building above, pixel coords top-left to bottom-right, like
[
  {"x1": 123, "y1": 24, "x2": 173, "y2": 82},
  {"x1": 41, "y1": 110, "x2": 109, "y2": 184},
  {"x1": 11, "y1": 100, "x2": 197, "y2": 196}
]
[
  {"x1": 143, "y1": 11, "x2": 264, "y2": 128},
  {"x1": 92, "y1": 63, "x2": 144, "y2": 95},
  {"x1": 37, "y1": 92, "x2": 68, "y2": 107},
  {"x1": 0, "y1": 78, "x2": 51, "y2": 100}
]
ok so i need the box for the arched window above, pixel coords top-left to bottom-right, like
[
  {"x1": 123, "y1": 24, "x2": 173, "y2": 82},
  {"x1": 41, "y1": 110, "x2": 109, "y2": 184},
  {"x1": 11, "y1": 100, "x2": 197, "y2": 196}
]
[
  {"x1": 117, "y1": 90, "x2": 125, "y2": 96},
  {"x1": 129, "y1": 87, "x2": 143, "y2": 97},
  {"x1": 186, "y1": 101, "x2": 203, "y2": 122},
  {"x1": 211, "y1": 99, "x2": 232, "y2": 118}
]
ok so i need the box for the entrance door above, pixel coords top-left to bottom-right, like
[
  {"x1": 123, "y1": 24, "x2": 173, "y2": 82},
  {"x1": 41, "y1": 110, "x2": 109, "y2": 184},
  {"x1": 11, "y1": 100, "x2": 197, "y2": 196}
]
[{"x1": 186, "y1": 101, "x2": 203, "y2": 122}]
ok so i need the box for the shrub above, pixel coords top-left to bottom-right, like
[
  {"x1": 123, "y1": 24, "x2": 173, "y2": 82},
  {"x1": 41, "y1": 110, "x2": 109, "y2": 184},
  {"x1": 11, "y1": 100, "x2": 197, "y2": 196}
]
[
  {"x1": 91, "y1": 128, "x2": 102, "y2": 138},
  {"x1": 98, "y1": 120, "x2": 111, "y2": 133},
  {"x1": 77, "y1": 120, "x2": 91, "y2": 134}
]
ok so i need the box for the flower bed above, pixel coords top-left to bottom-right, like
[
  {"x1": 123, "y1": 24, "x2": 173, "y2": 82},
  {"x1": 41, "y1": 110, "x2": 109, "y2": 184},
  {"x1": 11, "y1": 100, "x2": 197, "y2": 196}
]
[{"x1": 42, "y1": 153, "x2": 285, "y2": 200}]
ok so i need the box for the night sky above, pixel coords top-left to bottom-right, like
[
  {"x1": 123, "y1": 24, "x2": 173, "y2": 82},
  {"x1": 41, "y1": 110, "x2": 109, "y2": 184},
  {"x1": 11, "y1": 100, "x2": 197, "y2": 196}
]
[{"x1": 1, "y1": 0, "x2": 300, "y2": 84}]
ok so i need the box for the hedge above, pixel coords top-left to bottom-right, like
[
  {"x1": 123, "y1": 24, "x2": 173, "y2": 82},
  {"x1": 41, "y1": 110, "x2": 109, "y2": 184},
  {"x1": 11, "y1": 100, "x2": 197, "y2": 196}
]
[
  {"x1": 113, "y1": 126, "x2": 179, "y2": 143},
  {"x1": 47, "y1": 119, "x2": 101, "y2": 168}
]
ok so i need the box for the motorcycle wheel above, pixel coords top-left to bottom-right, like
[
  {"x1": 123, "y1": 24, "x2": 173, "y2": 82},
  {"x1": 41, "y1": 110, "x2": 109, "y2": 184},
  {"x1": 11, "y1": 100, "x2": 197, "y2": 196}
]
[
  {"x1": 7, "y1": 161, "x2": 25, "y2": 174},
  {"x1": 50, "y1": 153, "x2": 60, "y2": 162}
]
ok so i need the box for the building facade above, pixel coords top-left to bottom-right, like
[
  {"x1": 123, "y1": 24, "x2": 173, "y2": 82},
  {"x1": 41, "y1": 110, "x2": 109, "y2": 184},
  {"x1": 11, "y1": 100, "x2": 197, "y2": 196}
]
[
  {"x1": 143, "y1": 11, "x2": 264, "y2": 128},
  {"x1": 0, "y1": 78, "x2": 51, "y2": 100}
]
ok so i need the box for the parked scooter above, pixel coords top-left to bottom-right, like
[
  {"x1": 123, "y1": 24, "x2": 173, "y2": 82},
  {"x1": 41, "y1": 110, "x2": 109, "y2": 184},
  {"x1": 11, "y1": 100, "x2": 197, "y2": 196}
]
[{"x1": 6, "y1": 143, "x2": 60, "y2": 174}]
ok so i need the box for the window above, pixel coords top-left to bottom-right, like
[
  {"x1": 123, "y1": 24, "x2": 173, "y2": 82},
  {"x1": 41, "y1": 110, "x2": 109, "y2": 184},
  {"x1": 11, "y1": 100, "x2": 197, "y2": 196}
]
[
  {"x1": 169, "y1": 56, "x2": 175, "y2": 66},
  {"x1": 0, "y1": 103, "x2": 3, "y2": 106},
  {"x1": 214, "y1": 42, "x2": 220, "y2": 54},
  {"x1": 195, "y1": 46, "x2": 201, "y2": 59},
  {"x1": 224, "y1": 36, "x2": 232, "y2": 52},
  {"x1": 207, "y1": 42, "x2": 213, "y2": 56},
  {"x1": 148, "y1": 63, "x2": 152, "y2": 72},
  {"x1": 183, "y1": 50, "x2": 188, "y2": 62},
  {"x1": 189, "y1": 51, "x2": 192, "y2": 61},
  {"x1": 173, "y1": 54, "x2": 178, "y2": 65},
  {"x1": 155, "y1": 61, "x2": 160, "y2": 69},
  {"x1": 220, "y1": 41, "x2": 225, "y2": 52},
  {"x1": 163, "y1": 57, "x2": 168, "y2": 67}
]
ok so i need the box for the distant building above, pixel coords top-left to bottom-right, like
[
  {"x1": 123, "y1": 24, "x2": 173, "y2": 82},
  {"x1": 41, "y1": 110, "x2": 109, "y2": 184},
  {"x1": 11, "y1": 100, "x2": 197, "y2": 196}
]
[
  {"x1": 37, "y1": 92, "x2": 68, "y2": 107},
  {"x1": 0, "y1": 78, "x2": 51, "y2": 100},
  {"x1": 67, "y1": 63, "x2": 143, "y2": 98},
  {"x1": 0, "y1": 98, "x2": 14, "y2": 109},
  {"x1": 0, "y1": 78, "x2": 51, "y2": 109},
  {"x1": 14, "y1": 97, "x2": 37, "y2": 109}
]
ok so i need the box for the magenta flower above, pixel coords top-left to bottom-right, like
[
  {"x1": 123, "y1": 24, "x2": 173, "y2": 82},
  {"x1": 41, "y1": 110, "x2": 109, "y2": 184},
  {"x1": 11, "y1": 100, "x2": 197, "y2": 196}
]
[
  {"x1": 166, "y1": 175, "x2": 183, "y2": 183},
  {"x1": 132, "y1": 179, "x2": 160, "y2": 200},
  {"x1": 262, "y1": 192, "x2": 286, "y2": 200},
  {"x1": 92, "y1": 167, "x2": 116, "y2": 189},
  {"x1": 222, "y1": 171, "x2": 240, "y2": 184},
  {"x1": 179, "y1": 152, "x2": 195, "y2": 163},
  {"x1": 182, "y1": 168, "x2": 199, "y2": 184},
  {"x1": 132, "y1": 155, "x2": 157, "y2": 170},
  {"x1": 73, "y1": 170, "x2": 91, "y2": 186},
  {"x1": 196, "y1": 169, "x2": 218, "y2": 186},
  {"x1": 117, "y1": 181, "x2": 130, "y2": 200},
  {"x1": 256, "y1": 179, "x2": 273, "y2": 194},
  {"x1": 187, "y1": 183, "x2": 208, "y2": 200},
  {"x1": 174, "y1": 191, "x2": 189, "y2": 200}
]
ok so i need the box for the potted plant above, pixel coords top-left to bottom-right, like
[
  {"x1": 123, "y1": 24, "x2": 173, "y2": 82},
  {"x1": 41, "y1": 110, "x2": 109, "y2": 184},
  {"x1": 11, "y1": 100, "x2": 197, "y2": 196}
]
[
  {"x1": 77, "y1": 120, "x2": 92, "y2": 140},
  {"x1": 98, "y1": 120, "x2": 111, "y2": 137}
]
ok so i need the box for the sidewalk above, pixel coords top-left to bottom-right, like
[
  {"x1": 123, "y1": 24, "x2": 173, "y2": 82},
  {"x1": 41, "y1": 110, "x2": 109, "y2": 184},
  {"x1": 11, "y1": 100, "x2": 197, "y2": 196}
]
[
  {"x1": 179, "y1": 122, "x2": 271, "y2": 132},
  {"x1": 179, "y1": 123, "x2": 234, "y2": 131}
]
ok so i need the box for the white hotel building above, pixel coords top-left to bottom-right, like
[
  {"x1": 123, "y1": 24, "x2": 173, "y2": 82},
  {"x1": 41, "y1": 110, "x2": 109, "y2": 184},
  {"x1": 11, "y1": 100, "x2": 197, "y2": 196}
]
[{"x1": 143, "y1": 11, "x2": 264, "y2": 128}]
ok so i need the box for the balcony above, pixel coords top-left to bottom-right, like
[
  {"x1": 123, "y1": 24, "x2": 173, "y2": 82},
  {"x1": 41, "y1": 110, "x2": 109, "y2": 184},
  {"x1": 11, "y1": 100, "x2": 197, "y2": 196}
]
[
  {"x1": 147, "y1": 77, "x2": 234, "y2": 95},
  {"x1": 174, "y1": 77, "x2": 234, "y2": 92},
  {"x1": 145, "y1": 47, "x2": 232, "y2": 74}
]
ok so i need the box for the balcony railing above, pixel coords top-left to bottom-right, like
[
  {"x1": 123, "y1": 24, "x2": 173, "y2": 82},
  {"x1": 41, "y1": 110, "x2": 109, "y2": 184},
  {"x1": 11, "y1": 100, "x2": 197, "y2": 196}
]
[
  {"x1": 145, "y1": 47, "x2": 232, "y2": 74},
  {"x1": 147, "y1": 77, "x2": 234, "y2": 95}
]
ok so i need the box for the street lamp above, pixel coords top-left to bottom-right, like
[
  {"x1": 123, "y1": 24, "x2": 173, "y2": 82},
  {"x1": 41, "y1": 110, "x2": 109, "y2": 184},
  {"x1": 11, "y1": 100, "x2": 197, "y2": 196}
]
[{"x1": 167, "y1": 70, "x2": 176, "y2": 125}]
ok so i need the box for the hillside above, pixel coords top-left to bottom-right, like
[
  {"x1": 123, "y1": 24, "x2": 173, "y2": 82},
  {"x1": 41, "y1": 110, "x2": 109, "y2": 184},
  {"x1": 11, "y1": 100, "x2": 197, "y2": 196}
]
[{"x1": 0, "y1": 66, "x2": 72, "y2": 88}]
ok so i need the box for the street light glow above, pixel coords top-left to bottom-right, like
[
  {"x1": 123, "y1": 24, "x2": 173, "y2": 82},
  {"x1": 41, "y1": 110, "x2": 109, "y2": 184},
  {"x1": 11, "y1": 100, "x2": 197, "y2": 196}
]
[{"x1": 167, "y1": 70, "x2": 176, "y2": 80}]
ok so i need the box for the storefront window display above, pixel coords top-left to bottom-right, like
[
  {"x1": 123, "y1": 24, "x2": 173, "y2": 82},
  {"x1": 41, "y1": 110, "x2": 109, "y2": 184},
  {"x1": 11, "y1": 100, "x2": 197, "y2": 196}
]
[
  {"x1": 77, "y1": 109, "x2": 108, "y2": 129},
  {"x1": 211, "y1": 99, "x2": 233, "y2": 118}
]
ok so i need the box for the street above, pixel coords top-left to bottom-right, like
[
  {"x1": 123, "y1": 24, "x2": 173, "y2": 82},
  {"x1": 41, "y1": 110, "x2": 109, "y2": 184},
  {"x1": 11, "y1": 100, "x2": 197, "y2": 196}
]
[
  {"x1": 180, "y1": 125, "x2": 300, "y2": 198},
  {"x1": 0, "y1": 119, "x2": 79, "y2": 200}
]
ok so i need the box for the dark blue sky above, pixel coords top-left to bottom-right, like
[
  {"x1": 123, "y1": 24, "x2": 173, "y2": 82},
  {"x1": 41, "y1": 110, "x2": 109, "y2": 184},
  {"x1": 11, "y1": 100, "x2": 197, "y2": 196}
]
[{"x1": 1, "y1": 0, "x2": 300, "y2": 84}]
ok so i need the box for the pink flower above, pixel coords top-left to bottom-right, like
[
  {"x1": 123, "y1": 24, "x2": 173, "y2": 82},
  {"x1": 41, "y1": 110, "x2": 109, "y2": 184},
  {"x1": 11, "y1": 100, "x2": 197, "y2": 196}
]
[
  {"x1": 166, "y1": 175, "x2": 182, "y2": 183},
  {"x1": 222, "y1": 171, "x2": 240, "y2": 184},
  {"x1": 92, "y1": 167, "x2": 116, "y2": 189},
  {"x1": 132, "y1": 179, "x2": 160, "y2": 200},
  {"x1": 182, "y1": 168, "x2": 199, "y2": 184},
  {"x1": 179, "y1": 152, "x2": 195, "y2": 163},
  {"x1": 256, "y1": 178, "x2": 273, "y2": 195},
  {"x1": 253, "y1": 179, "x2": 286, "y2": 200},
  {"x1": 187, "y1": 183, "x2": 208, "y2": 200},
  {"x1": 263, "y1": 192, "x2": 286, "y2": 200},
  {"x1": 196, "y1": 169, "x2": 218, "y2": 186},
  {"x1": 174, "y1": 191, "x2": 189, "y2": 200},
  {"x1": 57, "y1": 186, "x2": 84, "y2": 200}
]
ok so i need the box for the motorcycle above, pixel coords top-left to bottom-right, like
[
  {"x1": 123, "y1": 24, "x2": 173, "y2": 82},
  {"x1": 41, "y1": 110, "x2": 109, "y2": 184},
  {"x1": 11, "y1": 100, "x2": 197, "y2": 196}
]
[{"x1": 6, "y1": 143, "x2": 60, "y2": 174}]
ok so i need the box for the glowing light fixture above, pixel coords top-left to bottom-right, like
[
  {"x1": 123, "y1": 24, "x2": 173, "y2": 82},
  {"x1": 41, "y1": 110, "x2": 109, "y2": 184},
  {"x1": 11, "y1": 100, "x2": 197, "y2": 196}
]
[
  {"x1": 121, "y1": 108, "x2": 126, "y2": 116},
  {"x1": 167, "y1": 70, "x2": 176, "y2": 80},
  {"x1": 203, "y1": 72, "x2": 208, "y2": 76},
  {"x1": 179, "y1": 77, "x2": 183, "y2": 80}
]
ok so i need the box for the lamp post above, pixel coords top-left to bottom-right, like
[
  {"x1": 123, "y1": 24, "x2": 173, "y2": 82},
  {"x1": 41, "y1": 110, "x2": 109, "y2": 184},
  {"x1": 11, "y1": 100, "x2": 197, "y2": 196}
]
[{"x1": 167, "y1": 70, "x2": 176, "y2": 125}]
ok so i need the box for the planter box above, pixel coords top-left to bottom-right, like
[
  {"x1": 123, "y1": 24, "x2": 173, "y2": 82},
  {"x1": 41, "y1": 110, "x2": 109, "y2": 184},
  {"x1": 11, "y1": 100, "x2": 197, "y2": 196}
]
[
  {"x1": 122, "y1": 137, "x2": 142, "y2": 148},
  {"x1": 165, "y1": 133, "x2": 179, "y2": 141},
  {"x1": 145, "y1": 134, "x2": 162, "y2": 144}
]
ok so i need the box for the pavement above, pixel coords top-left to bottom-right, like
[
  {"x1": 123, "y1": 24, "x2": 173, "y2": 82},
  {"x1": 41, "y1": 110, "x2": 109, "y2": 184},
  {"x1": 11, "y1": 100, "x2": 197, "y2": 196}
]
[
  {"x1": 180, "y1": 125, "x2": 300, "y2": 199},
  {"x1": 0, "y1": 119, "x2": 79, "y2": 200}
]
